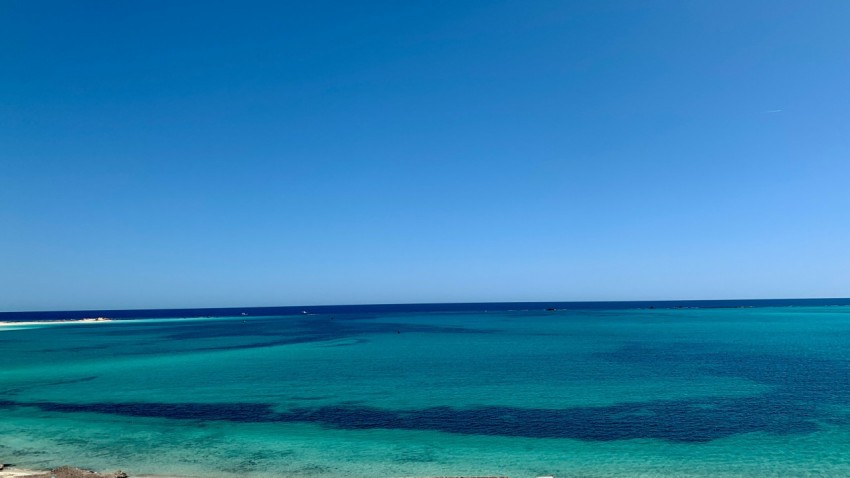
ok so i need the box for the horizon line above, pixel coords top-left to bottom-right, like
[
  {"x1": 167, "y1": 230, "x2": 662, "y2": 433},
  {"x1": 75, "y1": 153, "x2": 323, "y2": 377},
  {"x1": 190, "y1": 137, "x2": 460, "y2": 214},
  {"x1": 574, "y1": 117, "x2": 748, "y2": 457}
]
[{"x1": 2, "y1": 296, "x2": 849, "y2": 316}]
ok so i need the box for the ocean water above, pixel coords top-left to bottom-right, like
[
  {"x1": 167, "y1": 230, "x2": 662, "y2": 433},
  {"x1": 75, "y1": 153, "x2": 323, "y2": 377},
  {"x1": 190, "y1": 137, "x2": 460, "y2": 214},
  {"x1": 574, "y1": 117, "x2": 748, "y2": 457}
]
[{"x1": 2, "y1": 301, "x2": 850, "y2": 477}]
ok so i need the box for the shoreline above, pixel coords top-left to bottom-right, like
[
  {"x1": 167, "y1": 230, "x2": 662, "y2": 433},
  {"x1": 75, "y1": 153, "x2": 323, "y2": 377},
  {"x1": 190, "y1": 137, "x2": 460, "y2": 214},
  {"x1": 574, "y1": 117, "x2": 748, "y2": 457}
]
[
  {"x1": 0, "y1": 466, "x2": 125, "y2": 478},
  {"x1": 0, "y1": 466, "x2": 181, "y2": 478},
  {"x1": 0, "y1": 467, "x2": 521, "y2": 478}
]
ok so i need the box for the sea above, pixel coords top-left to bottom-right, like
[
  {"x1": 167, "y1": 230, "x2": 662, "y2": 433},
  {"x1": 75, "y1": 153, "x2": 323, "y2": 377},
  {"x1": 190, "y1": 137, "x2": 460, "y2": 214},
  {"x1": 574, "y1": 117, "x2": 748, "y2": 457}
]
[{"x1": 2, "y1": 299, "x2": 850, "y2": 477}]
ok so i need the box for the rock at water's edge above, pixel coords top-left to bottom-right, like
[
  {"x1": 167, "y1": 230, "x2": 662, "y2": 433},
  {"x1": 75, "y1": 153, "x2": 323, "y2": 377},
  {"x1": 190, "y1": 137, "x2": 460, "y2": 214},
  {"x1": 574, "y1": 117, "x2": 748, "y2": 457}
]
[{"x1": 48, "y1": 466, "x2": 129, "y2": 478}]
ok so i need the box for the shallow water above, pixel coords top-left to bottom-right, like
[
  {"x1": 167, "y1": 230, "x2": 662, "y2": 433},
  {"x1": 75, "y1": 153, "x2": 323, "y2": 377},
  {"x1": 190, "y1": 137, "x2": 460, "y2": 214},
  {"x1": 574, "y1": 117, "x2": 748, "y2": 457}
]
[{"x1": 2, "y1": 305, "x2": 850, "y2": 477}]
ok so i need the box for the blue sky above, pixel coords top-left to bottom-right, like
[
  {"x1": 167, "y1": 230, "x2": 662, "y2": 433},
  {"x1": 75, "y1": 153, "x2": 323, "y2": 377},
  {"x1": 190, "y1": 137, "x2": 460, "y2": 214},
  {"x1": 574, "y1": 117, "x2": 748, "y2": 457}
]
[{"x1": 2, "y1": 1, "x2": 849, "y2": 311}]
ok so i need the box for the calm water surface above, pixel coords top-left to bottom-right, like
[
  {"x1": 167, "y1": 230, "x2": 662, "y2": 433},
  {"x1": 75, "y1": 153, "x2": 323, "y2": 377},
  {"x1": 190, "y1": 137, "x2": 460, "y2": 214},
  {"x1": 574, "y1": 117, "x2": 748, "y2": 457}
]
[{"x1": 2, "y1": 303, "x2": 850, "y2": 477}]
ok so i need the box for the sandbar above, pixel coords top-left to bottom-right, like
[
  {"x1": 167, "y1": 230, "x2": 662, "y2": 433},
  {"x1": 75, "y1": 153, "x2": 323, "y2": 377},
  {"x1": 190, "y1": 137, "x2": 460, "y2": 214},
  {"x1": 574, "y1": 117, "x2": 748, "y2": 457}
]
[{"x1": 0, "y1": 318, "x2": 113, "y2": 328}]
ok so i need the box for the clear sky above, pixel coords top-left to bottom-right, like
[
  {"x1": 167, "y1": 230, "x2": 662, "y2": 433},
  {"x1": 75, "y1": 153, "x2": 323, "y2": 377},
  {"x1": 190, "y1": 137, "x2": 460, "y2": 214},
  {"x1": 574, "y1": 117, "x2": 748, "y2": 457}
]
[{"x1": 2, "y1": 1, "x2": 849, "y2": 311}]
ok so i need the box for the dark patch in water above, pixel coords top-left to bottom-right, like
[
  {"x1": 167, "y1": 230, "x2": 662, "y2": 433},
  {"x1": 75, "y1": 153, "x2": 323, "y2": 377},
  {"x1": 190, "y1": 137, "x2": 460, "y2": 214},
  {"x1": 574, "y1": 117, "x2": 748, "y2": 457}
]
[
  {"x1": 2, "y1": 345, "x2": 846, "y2": 443},
  {"x1": 598, "y1": 342, "x2": 850, "y2": 405},
  {"x1": 0, "y1": 400, "x2": 277, "y2": 422},
  {"x1": 179, "y1": 336, "x2": 344, "y2": 353},
  {"x1": 94, "y1": 316, "x2": 496, "y2": 354},
  {"x1": 316, "y1": 338, "x2": 370, "y2": 347},
  {"x1": 0, "y1": 397, "x2": 820, "y2": 442},
  {"x1": 41, "y1": 344, "x2": 112, "y2": 353},
  {"x1": 0, "y1": 375, "x2": 100, "y2": 397}
]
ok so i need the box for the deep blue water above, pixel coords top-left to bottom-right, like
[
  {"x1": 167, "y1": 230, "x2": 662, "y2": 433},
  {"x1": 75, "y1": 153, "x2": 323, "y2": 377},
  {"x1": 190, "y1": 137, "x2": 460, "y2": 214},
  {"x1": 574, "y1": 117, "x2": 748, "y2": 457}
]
[{"x1": 3, "y1": 297, "x2": 850, "y2": 321}]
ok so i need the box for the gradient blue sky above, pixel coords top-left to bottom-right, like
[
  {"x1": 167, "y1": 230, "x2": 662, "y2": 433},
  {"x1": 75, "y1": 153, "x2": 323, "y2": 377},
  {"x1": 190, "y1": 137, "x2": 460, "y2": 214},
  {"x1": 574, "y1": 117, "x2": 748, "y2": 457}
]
[{"x1": 2, "y1": 1, "x2": 849, "y2": 311}]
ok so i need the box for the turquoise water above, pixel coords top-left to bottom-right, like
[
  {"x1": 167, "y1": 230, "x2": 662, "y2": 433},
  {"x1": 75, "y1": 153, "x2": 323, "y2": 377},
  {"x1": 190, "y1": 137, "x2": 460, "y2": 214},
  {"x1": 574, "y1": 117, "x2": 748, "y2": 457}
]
[{"x1": 2, "y1": 306, "x2": 850, "y2": 477}]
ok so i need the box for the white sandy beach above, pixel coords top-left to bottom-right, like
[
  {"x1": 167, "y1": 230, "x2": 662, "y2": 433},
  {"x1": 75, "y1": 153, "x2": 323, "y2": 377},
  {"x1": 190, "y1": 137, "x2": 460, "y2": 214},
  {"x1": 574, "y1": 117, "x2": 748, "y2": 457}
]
[{"x1": 0, "y1": 467, "x2": 39, "y2": 478}]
